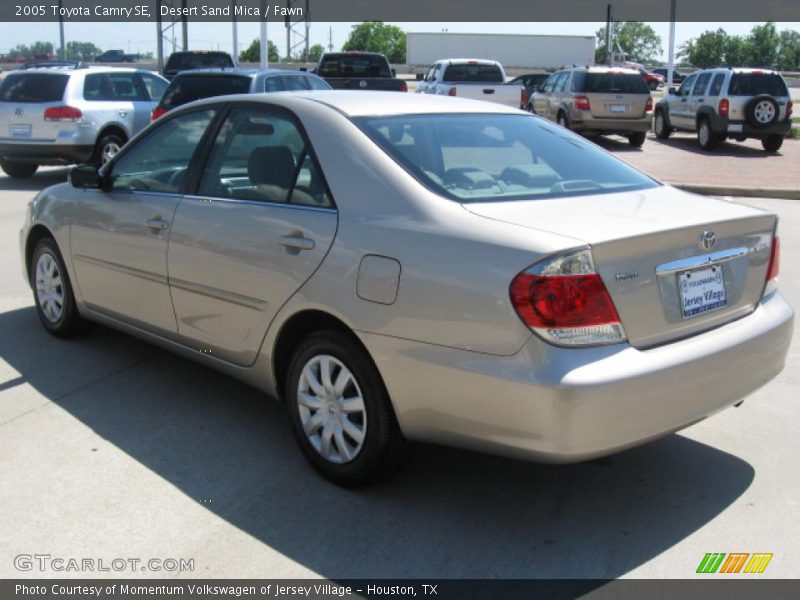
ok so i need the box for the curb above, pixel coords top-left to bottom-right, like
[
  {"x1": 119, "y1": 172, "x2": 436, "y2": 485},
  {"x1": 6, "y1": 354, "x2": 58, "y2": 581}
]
[{"x1": 669, "y1": 183, "x2": 800, "y2": 200}]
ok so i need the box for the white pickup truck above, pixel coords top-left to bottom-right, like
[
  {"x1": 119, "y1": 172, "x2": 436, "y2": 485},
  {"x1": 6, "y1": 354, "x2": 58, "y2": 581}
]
[{"x1": 415, "y1": 59, "x2": 525, "y2": 109}]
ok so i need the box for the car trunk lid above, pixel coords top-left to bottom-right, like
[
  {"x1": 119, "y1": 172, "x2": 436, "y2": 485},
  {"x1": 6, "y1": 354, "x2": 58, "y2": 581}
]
[
  {"x1": 464, "y1": 186, "x2": 776, "y2": 348},
  {"x1": 0, "y1": 73, "x2": 70, "y2": 143}
]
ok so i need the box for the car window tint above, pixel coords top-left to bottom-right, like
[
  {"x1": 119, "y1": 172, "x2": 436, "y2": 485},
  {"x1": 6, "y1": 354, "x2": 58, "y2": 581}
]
[
  {"x1": 356, "y1": 114, "x2": 657, "y2": 203},
  {"x1": 728, "y1": 74, "x2": 788, "y2": 96},
  {"x1": 140, "y1": 73, "x2": 168, "y2": 100},
  {"x1": 198, "y1": 108, "x2": 332, "y2": 207},
  {"x1": 110, "y1": 109, "x2": 216, "y2": 193},
  {"x1": 541, "y1": 74, "x2": 557, "y2": 93},
  {"x1": 317, "y1": 54, "x2": 391, "y2": 78},
  {"x1": 442, "y1": 64, "x2": 504, "y2": 83},
  {"x1": 283, "y1": 76, "x2": 309, "y2": 91},
  {"x1": 0, "y1": 73, "x2": 67, "y2": 102},
  {"x1": 306, "y1": 76, "x2": 330, "y2": 90},
  {"x1": 83, "y1": 74, "x2": 113, "y2": 101},
  {"x1": 578, "y1": 73, "x2": 650, "y2": 94},
  {"x1": 264, "y1": 76, "x2": 283, "y2": 92},
  {"x1": 708, "y1": 73, "x2": 725, "y2": 97},
  {"x1": 692, "y1": 73, "x2": 711, "y2": 96},
  {"x1": 166, "y1": 52, "x2": 234, "y2": 70},
  {"x1": 678, "y1": 74, "x2": 696, "y2": 96},
  {"x1": 108, "y1": 73, "x2": 146, "y2": 101},
  {"x1": 553, "y1": 72, "x2": 570, "y2": 92},
  {"x1": 160, "y1": 75, "x2": 251, "y2": 109}
]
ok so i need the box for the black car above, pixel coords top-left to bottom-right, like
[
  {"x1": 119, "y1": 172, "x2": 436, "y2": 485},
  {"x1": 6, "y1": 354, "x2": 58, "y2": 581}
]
[
  {"x1": 651, "y1": 67, "x2": 686, "y2": 85},
  {"x1": 314, "y1": 52, "x2": 407, "y2": 92},
  {"x1": 162, "y1": 51, "x2": 235, "y2": 80},
  {"x1": 509, "y1": 72, "x2": 550, "y2": 101},
  {"x1": 151, "y1": 68, "x2": 331, "y2": 120}
]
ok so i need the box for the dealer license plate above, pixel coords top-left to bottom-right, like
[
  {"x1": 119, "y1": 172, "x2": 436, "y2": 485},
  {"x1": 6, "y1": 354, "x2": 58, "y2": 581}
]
[
  {"x1": 727, "y1": 123, "x2": 743, "y2": 133},
  {"x1": 9, "y1": 124, "x2": 32, "y2": 138},
  {"x1": 679, "y1": 265, "x2": 727, "y2": 318},
  {"x1": 609, "y1": 104, "x2": 627, "y2": 113}
]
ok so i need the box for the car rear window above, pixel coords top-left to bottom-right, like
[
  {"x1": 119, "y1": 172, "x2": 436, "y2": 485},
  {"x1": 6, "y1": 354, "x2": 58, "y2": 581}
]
[
  {"x1": 0, "y1": 73, "x2": 68, "y2": 103},
  {"x1": 728, "y1": 74, "x2": 788, "y2": 97},
  {"x1": 572, "y1": 72, "x2": 650, "y2": 94},
  {"x1": 166, "y1": 52, "x2": 234, "y2": 70},
  {"x1": 355, "y1": 114, "x2": 657, "y2": 203},
  {"x1": 159, "y1": 75, "x2": 252, "y2": 109},
  {"x1": 442, "y1": 64, "x2": 504, "y2": 83},
  {"x1": 317, "y1": 54, "x2": 391, "y2": 78}
]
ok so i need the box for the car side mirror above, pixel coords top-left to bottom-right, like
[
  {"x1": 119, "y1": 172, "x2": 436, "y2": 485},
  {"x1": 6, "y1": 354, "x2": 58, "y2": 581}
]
[
  {"x1": 69, "y1": 164, "x2": 100, "y2": 189},
  {"x1": 668, "y1": 87, "x2": 677, "y2": 95}
]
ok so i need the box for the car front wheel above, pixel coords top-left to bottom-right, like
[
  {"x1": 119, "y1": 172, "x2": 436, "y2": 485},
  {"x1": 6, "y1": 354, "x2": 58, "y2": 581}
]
[
  {"x1": 1, "y1": 159, "x2": 38, "y2": 178},
  {"x1": 286, "y1": 330, "x2": 408, "y2": 486},
  {"x1": 654, "y1": 111, "x2": 672, "y2": 139}
]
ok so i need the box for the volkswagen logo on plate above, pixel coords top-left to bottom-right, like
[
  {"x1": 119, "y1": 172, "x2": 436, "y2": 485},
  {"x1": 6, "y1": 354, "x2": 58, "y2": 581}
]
[{"x1": 699, "y1": 230, "x2": 717, "y2": 251}]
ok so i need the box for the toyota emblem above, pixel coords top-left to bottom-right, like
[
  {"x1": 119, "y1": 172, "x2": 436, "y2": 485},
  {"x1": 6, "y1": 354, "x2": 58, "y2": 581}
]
[{"x1": 699, "y1": 230, "x2": 716, "y2": 251}]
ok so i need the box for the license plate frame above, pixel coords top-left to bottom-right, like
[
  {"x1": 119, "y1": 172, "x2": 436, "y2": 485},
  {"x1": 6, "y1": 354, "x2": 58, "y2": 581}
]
[
  {"x1": 9, "y1": 124, "x2": 32, "y2": 138},
  {"x1": 609, "y1": 104, "x2": 627, "y2": 113},
  {"x1": 678, "y1": 265, "x2": 727, "y2": 318},
  {"x1": 727, "y1": 123, "x2": 744, "y2": 133}
]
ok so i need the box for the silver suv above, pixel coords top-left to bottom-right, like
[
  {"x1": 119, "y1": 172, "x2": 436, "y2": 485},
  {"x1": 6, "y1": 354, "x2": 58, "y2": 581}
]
[
  {"x1": 0, "y1": 63, "x2": 168, "y2": 178},
  {"x1": 654, "y1": 67, "x2": 793, "y2": 152}
]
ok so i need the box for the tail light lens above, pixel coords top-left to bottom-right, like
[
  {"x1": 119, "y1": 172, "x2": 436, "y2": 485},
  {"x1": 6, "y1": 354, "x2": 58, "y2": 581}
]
[
  {"x1": 787, "y1": 100, "x2": 793, "y2": 119},
  {"x1": 401, "y1": 80, "x2": 408, "y2": 92},
  {"x1": 151, "y1": 106, "x2": 167, "y2": 121},
  {"x1": 764, "y1": 236, "x2": 780, "y2": 297},
  {"x1": 448, "y1": 87, "x2": 457, "y2": 97},
  {"x1": 510, "y1": 248, "x2": 627, "y2": 346},
  {"x1": 574, "y1": 95, "x2": 590, "y2": 111},
  {"x1": 718, "y1": 98, "x2": 729, "y2": 117},
  {"x1": 44, "y1": 106, "x2": 82, "y2": 121},
  {"x1": 645, "y1": 96, "x2": 653, "y2": 112},
  {"x1": 521, "y1": 88, "x2": 528, "y2": 109}
]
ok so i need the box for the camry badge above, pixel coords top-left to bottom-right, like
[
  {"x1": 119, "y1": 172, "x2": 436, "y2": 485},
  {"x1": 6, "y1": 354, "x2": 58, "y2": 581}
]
[
  {"x1": 614, "y1": 271, "x2": 639, "y2": 282},
  {"x1": 699, "y1": 230, "x2": 717, "y2": 251}
]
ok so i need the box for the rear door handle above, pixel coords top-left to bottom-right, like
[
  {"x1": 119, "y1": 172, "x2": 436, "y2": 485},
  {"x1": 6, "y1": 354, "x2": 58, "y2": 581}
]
[
  {"x1": 145, "y1": 217, "x2": 169, "y2": 230},
  {"x1": 279, "y1": 234, "x2": 315, "y2": 251},
  {"x1": 483, "y1": 89, "x2": 495, "y2": 94}
]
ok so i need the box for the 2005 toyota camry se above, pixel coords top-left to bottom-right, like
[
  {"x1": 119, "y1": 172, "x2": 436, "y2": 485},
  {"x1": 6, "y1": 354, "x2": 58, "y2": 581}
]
[{"x1": 20, "y1": 92, "x2": 793, "y2": 485}]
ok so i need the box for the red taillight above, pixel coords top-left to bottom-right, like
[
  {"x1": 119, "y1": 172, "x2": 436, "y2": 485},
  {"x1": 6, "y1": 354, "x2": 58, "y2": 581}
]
[
  {"x1": 767, "y1": 236, "x2": 780, "y2": 282},
  {"x1": 718, "y1": 98, "x2": 729, "y2": 116},
  {"x1": 521, "y1": 88, "x2": 528, "y2": 108},
  {"x1": 151, "y1": 106, "x2": 167, "y2": 121},
  {"x1": 787, "y1": 100, "x2": 793, "y2": 119},
  {"x1": 645, "y1": 96, "x2": 653, "y2": 112},
  {"x1": 43, "y1": 106, "x2": 82, "y2": 121},
  {"x1": 400, "y1": 80, "x2": 408, "y2": 93},
  {"x1": 575, "y1": 95, "x2": 590, "y2": 111},
  {"x1": 448, "y1": 87, "x2": 457, "y2": 97}
]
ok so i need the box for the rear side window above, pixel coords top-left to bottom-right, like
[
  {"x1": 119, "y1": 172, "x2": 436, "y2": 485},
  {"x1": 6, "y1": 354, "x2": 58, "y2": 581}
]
[
  {"x1": 728, "y1": 74, "x2": 788, "y2": 97},
  {"x1": 283, "y1": 76, "x2": 309, "y2": 91},
  {"x1": 0, "y1": 74, "x2": 68, "y2": 103},
  {"x1": 166, "y1": 52, "x2": 234, "y2": 70},
  {"x1": 692, "y1": 73, "x2": 711, "y2": 96},
  {"x1": 160, "y1": 75, "x2": 252, "y2": 109},
  {"x1": 442, "y1": 64, "x2": 504, "y2": 83},
  {"x1": 140, "y1": 73, "x2": 168, "y2": 100},
  {"x1": 573, "y1": 72, "x2": 650, "y2": 94},
  {"x1": 708, "y1": 74, "x2": 725, "y2": 97},
  {"x1": 84, "y1": 73, "x2": 146, "y2": 101},
  {"x1": 317, "y1": 54, "x2": 391, "y2": 78}
]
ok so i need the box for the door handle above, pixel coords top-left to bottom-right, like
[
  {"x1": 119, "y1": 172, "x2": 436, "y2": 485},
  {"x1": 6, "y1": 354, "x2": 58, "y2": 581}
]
[
  {"x1": 145, "y1": 217, "x2": 169, "y2": 230},
  {"x1": 279, "y1": 234, "x2": 315, "y2": 251},
  {"x1": 697, "y1": 98, "x2": 704, "y2": 102}
]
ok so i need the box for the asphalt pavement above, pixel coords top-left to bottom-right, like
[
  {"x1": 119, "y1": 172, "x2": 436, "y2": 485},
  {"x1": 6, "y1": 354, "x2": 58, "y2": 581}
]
[{"x1": 0, "y1": 168, "x2": 798, "y2": 580}]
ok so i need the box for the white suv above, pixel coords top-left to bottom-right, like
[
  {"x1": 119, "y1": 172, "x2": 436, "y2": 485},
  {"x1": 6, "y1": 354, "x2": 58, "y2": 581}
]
[
  {"x1": 654, "y1": 67, "x2": 792, "y2": 152},
  {"x1": 0, "y1": 63, "x2": 167, "y2": 177}
]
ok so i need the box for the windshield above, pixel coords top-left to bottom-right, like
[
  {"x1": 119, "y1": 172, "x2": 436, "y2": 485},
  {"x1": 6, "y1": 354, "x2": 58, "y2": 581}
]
[
  {"x1": 0, "y1": 73, "x2": 68, "y2": 103},
  {"x1": 160, "y1": 75, "x2": 252, "y2": 109},
  {"x1": 355, "y1": 114, "x2": 658, "y2": 203},
  {"x1": 728, "y1": 74, "x2": 788, "y2": 97}
]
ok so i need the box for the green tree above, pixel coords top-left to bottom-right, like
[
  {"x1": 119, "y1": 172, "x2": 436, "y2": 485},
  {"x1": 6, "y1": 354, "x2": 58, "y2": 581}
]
[
  {"x1": 65, "y1": 41, "x2": 100, "y2": 61},
  {"x1": 308, "y1": 43, "x2": 325, "y2": 63},
  {"x1": 342, "y1": 21, "x2": 406, "y2": 63},
  {"x1": 747, "y1": 22, "x2": 779, "y2": 67},
  {"x1": 239, "y1": 38, "x2": 280, "y2": 63},
  {"x1": 29, "y1": 41, "x2": 54, "y2": 57},
  {"x1": 595, "y1": 22, "x2": 662, "y2": 64},
  {"x1": 679, "y1": 29, "x2": 728, "y2": 68},
  {"x1": 724, "y1": 36, "x2": 750, "y2": 67},
  {"x1": 777, "y1": 29, "x2": 800, "y2": 71}
]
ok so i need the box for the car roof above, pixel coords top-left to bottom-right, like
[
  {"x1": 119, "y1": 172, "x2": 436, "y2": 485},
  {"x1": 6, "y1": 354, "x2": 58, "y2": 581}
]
[
  {"x1": 172, "y1": 68, "x2": 317, "y2": 78},
  {"x1": 8, "y1": 65, "x2": 152, "y2": 75},
  {"x1": 187, "y1": 90, "x2": 522, "y2": 117}
]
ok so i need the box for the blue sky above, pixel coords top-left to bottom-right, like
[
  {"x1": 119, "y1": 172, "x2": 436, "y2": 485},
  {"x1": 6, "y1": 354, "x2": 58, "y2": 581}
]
[{"x1": 2, "y1": 22, "x2": 799, "y2": 60}]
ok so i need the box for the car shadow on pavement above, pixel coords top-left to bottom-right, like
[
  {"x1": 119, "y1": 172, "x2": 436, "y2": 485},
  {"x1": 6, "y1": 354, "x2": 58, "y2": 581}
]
[
  {"x1": 0, "y1": 168, "x2": 70, "y2": 193},
  {"x1": 0, "y1": 306, "x2": 756, "y2": 580},
  {"x1": 647, "y1": 135, "x2": 782, "y2": 158}
]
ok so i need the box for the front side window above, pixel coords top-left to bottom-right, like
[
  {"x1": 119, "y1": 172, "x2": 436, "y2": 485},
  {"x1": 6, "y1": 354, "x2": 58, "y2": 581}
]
[
  {"x1": 198, "y1": 108, "x2": 332, "y2": 207},
  {"x1": 140, "y1": 73, "x2": 168, "y2": 101},
  {"x1": 356, "y1": 114, "x2": 657, "y2": 203},
  {"x1": 110, "y1": 109, "x2": 216, "y2": 193},
  {"x1": 553, "y1": 72, "x2": 570, "y2": 93},
  {"x1": 678, "y1": 74, "x2": 697, "y2": 96}
]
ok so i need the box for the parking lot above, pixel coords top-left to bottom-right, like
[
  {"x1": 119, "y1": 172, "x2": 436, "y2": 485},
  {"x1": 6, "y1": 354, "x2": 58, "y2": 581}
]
[{"x1": 1, "y1": 137, "x2": 799, "y2": 579}]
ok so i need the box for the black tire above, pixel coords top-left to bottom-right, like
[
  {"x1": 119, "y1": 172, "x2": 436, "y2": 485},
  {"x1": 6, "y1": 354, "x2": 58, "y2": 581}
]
[
  {"x1": 628, "y1": 131, "x2": 647, "y2": 147},
  {"x1": 557, "y1": 111, "x2": 570, "y2": 130},
  {"x1": 30, "y1": 237, "x2": 90, "y2": 338},
  {"x1": 1, "y1": 159, "x2": 38, "y2": 178},
  {"x1": 762, "y1": 134, "x2": 784, "y2": 153},
  {"x1": 91, "y1": 133, "x2": 125, "y2": 167},
  {"x1": 285, "y1": 330, "x2": 408, "y2": 486},
  {"x1": 654, "y1": 110, "x2": 672, "y2": 139},
  {"x1": 697, "y1": 119, "x2": 718, "y2": 151},
  {"x1": 745, "y1": 95, "x2": 779, "y2": 129}
]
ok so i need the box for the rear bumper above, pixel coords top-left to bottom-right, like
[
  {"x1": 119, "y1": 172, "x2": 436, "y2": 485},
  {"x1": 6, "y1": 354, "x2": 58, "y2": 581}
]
[
  {"x1": 570, "y1": 115, "x2": 653, "y2": 134},
  {"x1": 362, "y1": 292, "x2": 793, "y2": 462},
  {"x1": 0, "y1": 143, "x2": 94, "y2": 165},
  {"x1": 711, "y1": 115, "x2": 791, "y2": 138}
]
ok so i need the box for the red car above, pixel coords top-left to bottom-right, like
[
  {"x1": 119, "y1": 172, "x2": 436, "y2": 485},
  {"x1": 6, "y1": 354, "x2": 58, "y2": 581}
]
[{"x1": 639, "y1": 68, "x2": 665, "y2": 91}]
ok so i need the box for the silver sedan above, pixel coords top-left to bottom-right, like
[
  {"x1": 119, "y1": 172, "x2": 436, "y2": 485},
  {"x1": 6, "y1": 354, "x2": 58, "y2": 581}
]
[{"x1": 19, "y1": 91, "x2": 793, "y2": 485}]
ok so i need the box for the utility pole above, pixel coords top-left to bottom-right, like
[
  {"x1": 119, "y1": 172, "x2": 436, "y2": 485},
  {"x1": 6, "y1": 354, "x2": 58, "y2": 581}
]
[
  {"x1": 231, "y1": 0, "x2": 238, "y2": 64},
  {"x1": 605, "y1": 3, "x2": 613, "y2": 65},
  {"x1": 328, "y1": 26, "x2": 333, "y2": 52},
  {"x1": 181, "y1": 0, "x2": 188, "y2": 50},
  {"x1": 58, "y1": 0, "x2": 65, "y2": 60},
  {"x1": 668, "y1": 0, "x2": 677, "y2": 88}
]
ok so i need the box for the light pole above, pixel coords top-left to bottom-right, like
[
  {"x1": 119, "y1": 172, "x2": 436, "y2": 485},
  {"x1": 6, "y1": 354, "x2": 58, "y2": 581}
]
[{"x1": 667, "y1": 0, "x2": 677, "y2": 88}]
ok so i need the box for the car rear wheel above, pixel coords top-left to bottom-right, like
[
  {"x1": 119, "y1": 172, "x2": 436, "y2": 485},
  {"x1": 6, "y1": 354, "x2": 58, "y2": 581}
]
[
  {"x1": 762, "y1": 134, "x2": 784, "y2": 153},
  {"x1": 1, "y1": 159, "x2": 38, "y2": 179},
  {"x1": 697, "y1": 119, "x2": 718, "y2": 151},
  {"x1": 654, "y1": 110, "x2": 672, "y2": 139},
  {"x1": 30, "y1": 238, "x2": 90, "y2": 338},
  {"x1": 627, "y1": 131, "x2": 646, "y2": 147},
  {"x1": 286, "y1": 330, "x2": 408, "y2": 486},
  {"x1": 92, "y1": 133, "x2": 125, "y2": 167},
  {"x1": 557, "y1": 112, "x2": 569, "y2": 130}
]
